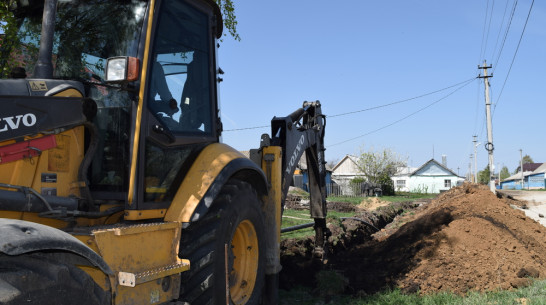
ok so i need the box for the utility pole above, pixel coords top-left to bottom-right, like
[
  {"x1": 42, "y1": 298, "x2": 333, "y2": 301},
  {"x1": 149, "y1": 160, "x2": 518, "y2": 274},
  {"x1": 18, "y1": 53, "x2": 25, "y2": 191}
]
[
  {"x1": 469, "y1": 154, "x2": 473, "y2": 182},
  {"x1": 478, "y1": 61, "x2": 495, "y2": 192},
  {"x1": 473, "y1": 135, "x2": 480, "y2": 184},
  {"x1": 520, "y1": 149, "x2": 524, "y2": 189}
]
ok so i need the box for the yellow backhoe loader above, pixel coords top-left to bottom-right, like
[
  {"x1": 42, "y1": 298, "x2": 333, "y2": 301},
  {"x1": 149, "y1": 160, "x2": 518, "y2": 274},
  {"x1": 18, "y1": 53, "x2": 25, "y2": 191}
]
[{"x1": 0, "y1": 0, "x2": 328, "y2": 304}]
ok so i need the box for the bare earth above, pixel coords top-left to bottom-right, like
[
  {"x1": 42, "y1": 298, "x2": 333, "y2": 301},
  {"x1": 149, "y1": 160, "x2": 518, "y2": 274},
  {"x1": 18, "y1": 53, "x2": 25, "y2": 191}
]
[
  {"x1": 280, "y1": 183, "x2": 546, "y2": 296},
  {"x1": 498, "y1": 190, "x2": 546, "y2": 227}
]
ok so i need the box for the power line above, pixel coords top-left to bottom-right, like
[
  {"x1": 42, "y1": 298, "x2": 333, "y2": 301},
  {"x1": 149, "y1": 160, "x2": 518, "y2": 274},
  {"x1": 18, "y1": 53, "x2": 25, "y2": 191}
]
[
  {"x1": 479, "y1": 0, "x2": 492, "y2": 62},
  {"x1": 223, "y1": 77, "x2": 476, "y2": 132},
  {"x1": 490, "y1": 0, "x2": 511, "y2": 64},
  {"x1": 484, "y1": 0, "x2": 496, "y2": 59},
  {"x1": 493, "y1": 0, "x2": 518, "y2": 71},
  {"x1": 327, "y1": 77, "x2": 476, "y2": 118},
  {"x1": 327, "y1": 78, "x2": 477, "y2": 148},
  {"x1": 493, "y1": 0, "x2": 533, "y2": 114},
  {"x1": 224, "y1": 125, "x2": 269, "y2": 132}
]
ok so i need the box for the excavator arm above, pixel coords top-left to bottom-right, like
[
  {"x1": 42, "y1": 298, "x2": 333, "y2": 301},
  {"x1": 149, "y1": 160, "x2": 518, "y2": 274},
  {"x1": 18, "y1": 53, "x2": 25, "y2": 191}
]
[{"x1": 252, "y1": 100, "x2": 328, "y2": 252}]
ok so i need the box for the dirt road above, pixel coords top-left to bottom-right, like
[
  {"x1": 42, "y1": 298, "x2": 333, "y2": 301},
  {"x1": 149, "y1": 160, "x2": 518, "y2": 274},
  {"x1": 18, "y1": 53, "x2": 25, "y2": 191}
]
[{"x1": 498, "y1": 190, "x2": 546, "y2": 226}]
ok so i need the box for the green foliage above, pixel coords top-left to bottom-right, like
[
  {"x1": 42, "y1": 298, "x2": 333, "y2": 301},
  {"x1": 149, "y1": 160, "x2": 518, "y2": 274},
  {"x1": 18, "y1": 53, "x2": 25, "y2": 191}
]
[
  {"x1": 214, "y1": 0, "x2": 240, "y2": 41},
  {"x1": 0, "y1": 2, "x2": 23, "y2": 77},
  {"x1": 356, "y1": 147, "x2": 405, "y2": 196},
  {"x1": 350, "y1": 177, "x2": 366, "y2": 184},
  {"x1": 523, "y1": 155, "x2": 534, "y2": 165},
  {"x1": 499, "y1": 166, "x2": 510, "y2": 181},
  {"x1": 477, "y1": 165, "x2": 490, "y2": 184},
  {"x1": 514, "y1": 155, "x2": 535, "y2": 174},
  {"x1": 411, "y1": 184, "x2": 429, "y2": 194}
]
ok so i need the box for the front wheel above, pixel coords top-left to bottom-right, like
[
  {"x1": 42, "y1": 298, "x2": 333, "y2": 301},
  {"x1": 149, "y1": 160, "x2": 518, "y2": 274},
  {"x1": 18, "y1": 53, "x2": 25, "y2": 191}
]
[
  {"x1": 179, "y1": 180, "x2": 266, "y2": 305},
  {"x1": 0, "y1": 253, "x2": 110, "y2": 305}
]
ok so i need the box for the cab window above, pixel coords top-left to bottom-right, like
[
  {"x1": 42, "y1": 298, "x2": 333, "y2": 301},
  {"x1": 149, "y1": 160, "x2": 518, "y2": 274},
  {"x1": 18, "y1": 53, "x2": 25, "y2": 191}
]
[{"x1": 147, "y1": 0, "x2": 213, "y2": 135}]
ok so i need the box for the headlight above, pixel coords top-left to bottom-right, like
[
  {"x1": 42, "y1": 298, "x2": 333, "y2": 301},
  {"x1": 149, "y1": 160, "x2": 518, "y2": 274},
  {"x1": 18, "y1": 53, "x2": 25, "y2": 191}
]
[{"x1": 105, "y1": 57, "x2": 139, "y2": 83}]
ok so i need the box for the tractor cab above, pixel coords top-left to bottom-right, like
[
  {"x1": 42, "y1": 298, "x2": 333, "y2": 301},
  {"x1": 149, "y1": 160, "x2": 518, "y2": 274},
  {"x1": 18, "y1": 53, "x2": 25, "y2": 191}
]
[{"x1": 0, "y1": 0, "x2": 223, "y2": 215}]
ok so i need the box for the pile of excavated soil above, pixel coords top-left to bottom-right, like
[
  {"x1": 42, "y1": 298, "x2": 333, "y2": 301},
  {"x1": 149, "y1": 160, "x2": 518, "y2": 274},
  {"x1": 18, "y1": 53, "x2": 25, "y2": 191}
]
[
  {"x1": 330, "y1": 183, "x2": 546, "y2": 295},
  {"x1": 358, "y1": 197, "x2": 391, "y2": 211},
  {"x1": 280, "y1": 183, "x2": 546, "y2": 296}
]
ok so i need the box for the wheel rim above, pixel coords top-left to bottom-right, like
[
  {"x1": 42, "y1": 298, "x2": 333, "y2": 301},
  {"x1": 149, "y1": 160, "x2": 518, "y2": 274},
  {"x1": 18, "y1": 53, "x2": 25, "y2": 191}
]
[{"x1": 229, "y1": 219, "x2": 259, "y2": 304}]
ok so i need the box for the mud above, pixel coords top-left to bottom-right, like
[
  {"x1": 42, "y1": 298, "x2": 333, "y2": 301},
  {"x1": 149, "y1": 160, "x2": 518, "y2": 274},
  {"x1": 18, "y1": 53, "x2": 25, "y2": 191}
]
[{"x1": 280, "y1": 183, "x2": 546, "y2": 296}]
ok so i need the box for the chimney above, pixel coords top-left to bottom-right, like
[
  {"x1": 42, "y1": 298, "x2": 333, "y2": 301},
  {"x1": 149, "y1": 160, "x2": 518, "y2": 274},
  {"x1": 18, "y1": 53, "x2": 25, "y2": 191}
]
[{"x1": 442, "y1": 155, "x2": 447, "y2": 167}]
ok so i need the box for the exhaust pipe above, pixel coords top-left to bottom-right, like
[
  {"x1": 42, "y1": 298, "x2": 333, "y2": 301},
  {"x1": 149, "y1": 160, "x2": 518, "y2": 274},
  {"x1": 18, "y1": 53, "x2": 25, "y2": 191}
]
[{"x1": 33, "y1": 0, "x2": 58, "y2": 79}]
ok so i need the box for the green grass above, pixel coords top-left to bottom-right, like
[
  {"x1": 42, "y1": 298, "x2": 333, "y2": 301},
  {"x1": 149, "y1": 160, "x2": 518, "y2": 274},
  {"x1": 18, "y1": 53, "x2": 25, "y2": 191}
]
[
  {"x1": 280, "y1": 279, "x2": 546, "y2": 305},
  {"x1": 379, "y1": 192, "x2": 437, "y2": 203},
  {"x1": 328, "y1": 193, "x2": 437, "y2": 206},
  {"x1": 281, "y1": 208, "x2": 355, "y2": 240},
  {"x1": 328, "y1": 196, "x2": 364, "y2": 205}
]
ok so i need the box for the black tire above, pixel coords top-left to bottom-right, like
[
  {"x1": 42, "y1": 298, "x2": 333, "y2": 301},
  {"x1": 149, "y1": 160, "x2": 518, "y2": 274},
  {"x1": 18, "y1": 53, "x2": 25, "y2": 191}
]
[
  {"x1": 0, "y1": 253, "x2": 110, "y2": 305},
  {"x1": 178, "y1": 179, "x2": 266, "y2": 305}
]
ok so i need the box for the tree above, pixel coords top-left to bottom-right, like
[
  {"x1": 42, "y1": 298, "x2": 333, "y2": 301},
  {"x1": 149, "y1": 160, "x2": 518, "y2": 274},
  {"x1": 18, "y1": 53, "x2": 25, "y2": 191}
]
[
  {"x1": 523, "y1": 155, "x2": 534, "y2": 164},
  {"x1": 356, "y1": 147, "x2": 406, "y2": 195},
  {"x1": 215, "y1": 0, "x2": 240, "y2": 41},
  {"x1": 0, "y1": 0, "x2": 241, "y2": 79},
  {"x1": 499, "y1": 166, "x2": 510, "y2": 181},
  {"x1": 477, "y1": 165, "x2": 490, "y2": 185},
  {"x1": 326, "y1": 158, "x2": 339, "y2": 170},
  {"x1": 514, "y1": 154, "x2": 534, "y2": 173}
]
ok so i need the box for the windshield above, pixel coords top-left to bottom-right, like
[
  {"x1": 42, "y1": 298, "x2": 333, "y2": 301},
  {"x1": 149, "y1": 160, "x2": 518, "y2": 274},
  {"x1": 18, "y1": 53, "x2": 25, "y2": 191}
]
[
  {"x1": 1, "y1": 0, "x2": 148, "y2": 192},
  {"x1": 0, "y1": 0, "x2": 147, "y2": 80}
]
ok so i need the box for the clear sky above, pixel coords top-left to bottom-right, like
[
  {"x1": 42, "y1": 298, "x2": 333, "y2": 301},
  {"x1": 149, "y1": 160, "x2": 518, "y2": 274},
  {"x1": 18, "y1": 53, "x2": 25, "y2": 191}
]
[{"x1": 218, "y1": 0, "x2": 545, "y2": 177}]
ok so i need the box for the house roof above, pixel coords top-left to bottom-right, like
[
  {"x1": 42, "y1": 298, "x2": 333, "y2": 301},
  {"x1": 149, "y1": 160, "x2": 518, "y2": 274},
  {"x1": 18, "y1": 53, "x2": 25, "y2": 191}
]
[
  {"x1": 503, "y1": 171, "x2": 533, "y2": 182},
  {"x1": 516, "y1": 163, "x2": 543, "y2": 173},
  {"x1": 331, "y1": 155, "x2": 359, "y2": 173},
  {"x1": 393, "y1": 166, "x2": 418, "y2": 176},
  {"x1": 502, "y1": 163, "x2": 544, "y2": 181},
  {"x1": 410, "y1": 158, "x2": 458, "y2": 177},
  {"x1": 531, "y1": 163, "x2": 546, "y2": 174}
]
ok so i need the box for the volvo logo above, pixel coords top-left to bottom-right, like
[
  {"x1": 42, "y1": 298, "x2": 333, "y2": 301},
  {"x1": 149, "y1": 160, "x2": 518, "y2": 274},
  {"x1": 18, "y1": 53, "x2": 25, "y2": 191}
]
[
  {"x1": 0, "y1": 114, "x2": 37, "y2": 132},
  {"x1": 285, "y1": 135, "x2": 305, "y2": 175}
]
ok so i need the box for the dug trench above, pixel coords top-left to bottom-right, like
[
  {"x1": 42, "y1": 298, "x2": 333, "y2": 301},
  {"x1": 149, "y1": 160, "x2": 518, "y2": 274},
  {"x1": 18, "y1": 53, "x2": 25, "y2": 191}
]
[{"x1": 279, "y1": 184, "x2": 546, "y2": 297}]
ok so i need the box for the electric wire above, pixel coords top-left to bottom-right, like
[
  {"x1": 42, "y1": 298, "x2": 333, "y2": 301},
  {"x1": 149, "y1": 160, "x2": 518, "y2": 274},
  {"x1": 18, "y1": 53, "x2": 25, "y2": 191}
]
[
  {"x1": 490, "y1": 0, "x2": 511, "y2": 65},
  {"x1": 223, "y1": 78, "x2": 476, "y2": 132},
  {"x1": 223, "y1": 125, "x2": 269, "y2": 132},
  {"x1": 327, "y1": 78, "x2": 477, "y2": 148},
  {"x1": 479, "y1": 0, "x2": 492, "y2": 62},
  {"x1": 493, "y1": 0, "x2": 533, "y2": 115},
  {"x1": 493, "y1": 0, "x2": 519, "y2": 71},
  {"x1": 484, "y1": 0, "x2": 496, "y2": 59},
  {"x1": 327, "y1": 77, "x2": 476, "y2": 118}
]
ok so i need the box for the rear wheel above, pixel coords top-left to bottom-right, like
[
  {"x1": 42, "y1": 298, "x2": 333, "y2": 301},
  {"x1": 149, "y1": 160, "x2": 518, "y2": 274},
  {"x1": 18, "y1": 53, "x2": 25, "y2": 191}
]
[
  {"x1": 0, "y1": 253, "x2": 109, "y2": 305},
  {"x1": 179, "y1": 179, "x2": 265, "y2": 305}
]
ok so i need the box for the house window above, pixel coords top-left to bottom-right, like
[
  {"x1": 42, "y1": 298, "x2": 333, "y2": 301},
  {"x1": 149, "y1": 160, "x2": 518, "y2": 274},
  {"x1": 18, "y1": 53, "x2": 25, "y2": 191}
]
[
  {"x1": 396, "y1": 180, "x2": 406, "y2": 188},
  {"x1": 444, "y1": 179, "x2": 451, "y2": 188}
]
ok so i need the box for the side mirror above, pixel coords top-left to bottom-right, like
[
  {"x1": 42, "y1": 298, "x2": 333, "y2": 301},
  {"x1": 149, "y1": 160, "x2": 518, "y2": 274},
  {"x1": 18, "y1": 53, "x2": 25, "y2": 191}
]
[{"x1": 105, "y1": 56, "x2": 140, "y2": 83}]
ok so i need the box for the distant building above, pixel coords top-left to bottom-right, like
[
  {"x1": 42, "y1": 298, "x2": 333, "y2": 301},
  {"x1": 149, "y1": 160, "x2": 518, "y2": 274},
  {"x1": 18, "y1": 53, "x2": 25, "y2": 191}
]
[
  {"x1": 391, "y1": 159, "x2": 463, "y2": 193},
  {"x1": 501, "y1": 163, "x2": 545, "y2": 190}
]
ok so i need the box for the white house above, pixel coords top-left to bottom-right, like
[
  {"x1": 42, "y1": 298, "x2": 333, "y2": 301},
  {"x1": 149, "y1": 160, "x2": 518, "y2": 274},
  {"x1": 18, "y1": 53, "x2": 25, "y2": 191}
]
[
  {"x1": 392, "y1": 159, "x2": 463, "y2": 193},
  {"x1": 330, "y1": 155, "x2": 362, "y2": 195},
  {"x1": 331, "y1": 155, "x2": 360, "y2": 183}
]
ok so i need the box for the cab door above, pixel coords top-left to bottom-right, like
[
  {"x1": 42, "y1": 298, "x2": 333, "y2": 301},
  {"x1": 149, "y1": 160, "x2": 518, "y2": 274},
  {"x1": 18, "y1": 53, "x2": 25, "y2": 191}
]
[{"x1": 133, "y1": 0, "x2": 221, "y2": 213}]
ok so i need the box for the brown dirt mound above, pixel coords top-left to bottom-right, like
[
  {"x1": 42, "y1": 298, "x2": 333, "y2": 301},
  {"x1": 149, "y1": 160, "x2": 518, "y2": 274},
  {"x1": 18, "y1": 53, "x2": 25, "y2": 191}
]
[
  {"x1": 280, "y1": 183, "x2": 546, "y2": 296},
  {"x1": 332, "y1": 183, "x2": 546, "y2": 295},
  {"x1": 394, "y1": 183, "x2": 546, "y2": 294},
  {"x1": 358, "y1": 197, "x2": 392, "y2": 211}
]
